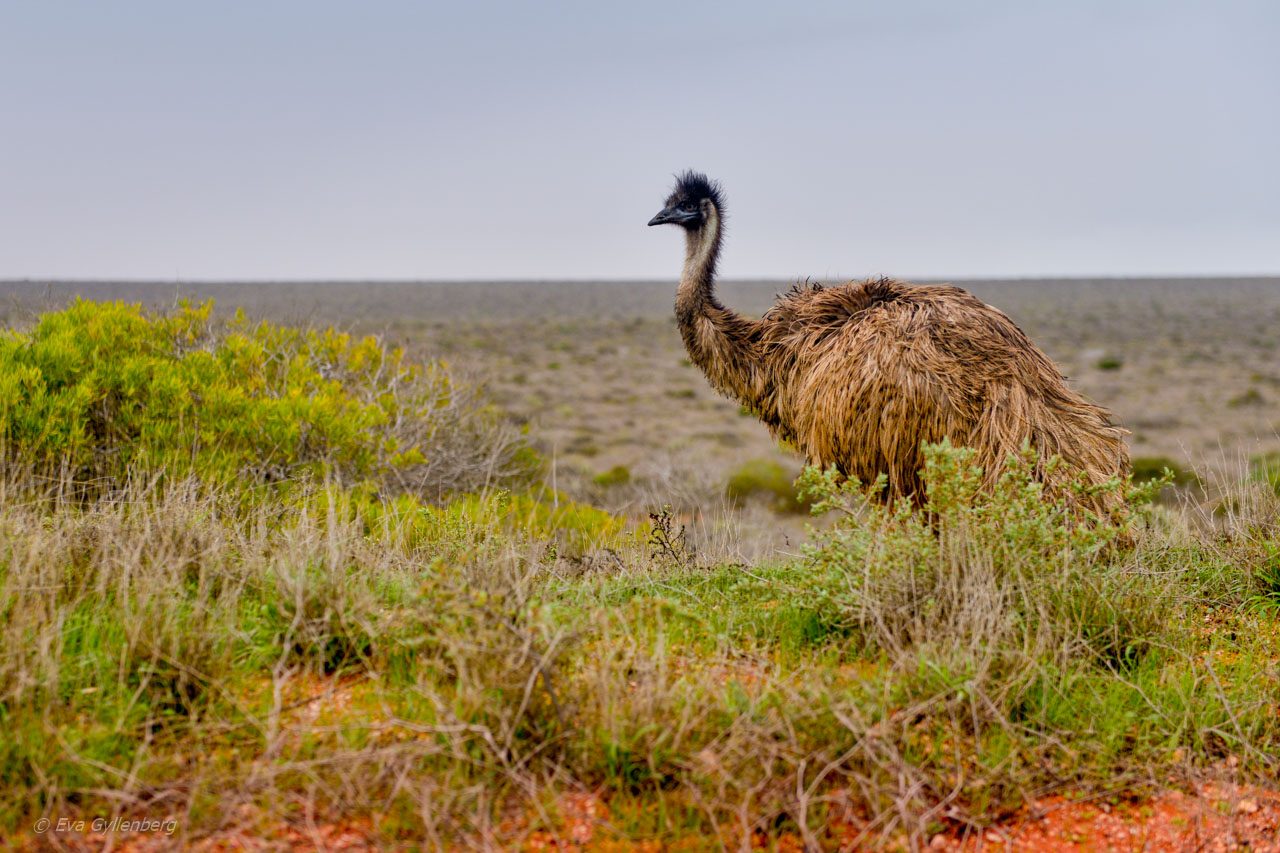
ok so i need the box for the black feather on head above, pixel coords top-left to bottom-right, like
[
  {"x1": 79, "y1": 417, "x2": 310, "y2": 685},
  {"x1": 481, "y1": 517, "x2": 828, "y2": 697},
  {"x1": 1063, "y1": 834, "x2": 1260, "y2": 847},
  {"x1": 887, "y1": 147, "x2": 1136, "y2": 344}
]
[{"x1": 665, "y1": 170, "x2": 725, "y2": 211}]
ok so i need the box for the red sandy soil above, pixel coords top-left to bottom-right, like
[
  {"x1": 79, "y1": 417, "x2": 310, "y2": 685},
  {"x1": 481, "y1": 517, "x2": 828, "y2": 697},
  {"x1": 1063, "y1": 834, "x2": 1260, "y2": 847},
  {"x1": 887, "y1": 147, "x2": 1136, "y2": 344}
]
[
  {"x1": 16, "y1": 782, "x2": 1280, "y2": 851},
  {"x1": 926, "y1": 781, "x2": 1280, "y2": 852}
]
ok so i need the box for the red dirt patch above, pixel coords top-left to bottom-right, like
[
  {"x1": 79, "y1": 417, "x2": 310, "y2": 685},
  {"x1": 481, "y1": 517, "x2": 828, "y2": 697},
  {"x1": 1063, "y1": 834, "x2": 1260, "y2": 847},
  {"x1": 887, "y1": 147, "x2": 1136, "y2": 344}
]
[
  {"x1": 925, "y1": 781, "x2": 1280, "y2": 852},
  {"x1": 16, "y1": 782, "x2": 1280, "y2": 851},
  {"x1": 526, "y1": 792, "x2": 612, "y2": 850}
]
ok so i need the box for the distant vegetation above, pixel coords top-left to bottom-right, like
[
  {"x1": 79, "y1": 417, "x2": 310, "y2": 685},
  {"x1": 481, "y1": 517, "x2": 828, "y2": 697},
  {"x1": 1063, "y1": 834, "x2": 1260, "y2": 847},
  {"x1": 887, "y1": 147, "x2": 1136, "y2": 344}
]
[
  {"x1": 726, "y1": 458, "x2": 810, "y2": 513},
  {"x1": 1, "y1": 302, "x2": 1278, "y2": 848},
  {"x1": 1230, "y1": 387, "x2": 1266, "y2": 408},
  {"x1": 1131, "y1": 454, "x2": 1197, "y2": 486},
  {"x1": 592, "y1": 464, "x2": 632, "y2": 487},
  {"x1": 1254, "y1": 451, "x2": 1280, "y2": 494},
  {"x1": 1095, "y1": 354, "x2": 1124, "y2": 370}
]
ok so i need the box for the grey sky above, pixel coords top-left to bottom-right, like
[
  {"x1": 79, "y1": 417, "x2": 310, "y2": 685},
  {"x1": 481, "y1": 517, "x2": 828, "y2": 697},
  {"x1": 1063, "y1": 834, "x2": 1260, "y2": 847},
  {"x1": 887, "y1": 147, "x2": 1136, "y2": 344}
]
[{"x1": 2, "y1": 1, "x2": 1276, "y2": 280}]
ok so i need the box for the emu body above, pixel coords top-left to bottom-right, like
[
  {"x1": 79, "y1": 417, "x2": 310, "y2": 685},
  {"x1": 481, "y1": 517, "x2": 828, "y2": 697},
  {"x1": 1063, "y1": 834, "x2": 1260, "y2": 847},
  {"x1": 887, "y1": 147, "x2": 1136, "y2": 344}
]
[{"x1": 650, "y1": 172, "x2": 1130, "y2": 513}]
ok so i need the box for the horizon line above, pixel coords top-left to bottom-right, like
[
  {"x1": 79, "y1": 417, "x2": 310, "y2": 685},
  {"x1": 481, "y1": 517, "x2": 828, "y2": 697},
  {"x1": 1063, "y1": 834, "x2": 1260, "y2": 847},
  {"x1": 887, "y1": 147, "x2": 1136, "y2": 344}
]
[{"x1": 3, "y1": 272, "x2": 1279, "y2": 286}]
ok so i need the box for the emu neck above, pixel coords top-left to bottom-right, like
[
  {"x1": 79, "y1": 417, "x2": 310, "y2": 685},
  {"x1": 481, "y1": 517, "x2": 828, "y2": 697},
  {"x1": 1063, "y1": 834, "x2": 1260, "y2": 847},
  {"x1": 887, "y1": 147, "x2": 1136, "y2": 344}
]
[
  {"x1": 675, "y1": 208, "x2": 723, "y2": 321},
  {"x1": 673, "y1": 207, "x2": 768, "y2": 417}
]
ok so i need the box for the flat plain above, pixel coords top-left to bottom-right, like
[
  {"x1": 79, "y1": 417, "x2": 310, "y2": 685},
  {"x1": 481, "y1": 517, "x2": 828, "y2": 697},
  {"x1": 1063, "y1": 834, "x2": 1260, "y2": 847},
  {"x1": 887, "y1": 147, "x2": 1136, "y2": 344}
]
[{"x1": 5, "y1": 276, "x2": 1278, "y2": 545}]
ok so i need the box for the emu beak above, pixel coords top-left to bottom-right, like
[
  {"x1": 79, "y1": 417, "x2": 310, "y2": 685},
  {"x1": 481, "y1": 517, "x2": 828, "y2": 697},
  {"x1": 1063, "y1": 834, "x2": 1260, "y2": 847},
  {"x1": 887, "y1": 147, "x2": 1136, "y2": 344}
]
[{"x1": 648, "y1": 206, "x2": 698, "y2": 227}]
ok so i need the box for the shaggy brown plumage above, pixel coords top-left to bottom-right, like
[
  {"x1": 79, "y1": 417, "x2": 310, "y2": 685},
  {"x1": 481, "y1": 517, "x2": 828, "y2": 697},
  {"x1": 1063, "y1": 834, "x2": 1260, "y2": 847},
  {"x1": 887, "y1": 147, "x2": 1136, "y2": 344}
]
[{"x1": 649, "y1": 172, "x2": 1131, "y2": 515}]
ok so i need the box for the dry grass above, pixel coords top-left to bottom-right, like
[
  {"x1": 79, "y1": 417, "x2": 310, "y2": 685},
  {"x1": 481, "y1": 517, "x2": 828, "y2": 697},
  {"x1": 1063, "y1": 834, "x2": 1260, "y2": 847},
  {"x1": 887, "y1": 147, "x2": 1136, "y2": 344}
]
[
  {"x1": 1, "y1": 453, "x2": 1277, "y2": 849},
  {"x1": 1, "y1": 284, "x2": 1278, "y2": 848}
]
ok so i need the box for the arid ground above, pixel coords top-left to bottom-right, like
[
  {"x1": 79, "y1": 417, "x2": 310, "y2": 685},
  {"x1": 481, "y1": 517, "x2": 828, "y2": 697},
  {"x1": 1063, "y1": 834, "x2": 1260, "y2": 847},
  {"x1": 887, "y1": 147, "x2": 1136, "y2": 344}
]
[
  {"x1": 5, "y1": 277, "x2": 1277, "y2": 549},
  {"x1": 4, "y1": 278, "x2": 1280, "y2": 851}
]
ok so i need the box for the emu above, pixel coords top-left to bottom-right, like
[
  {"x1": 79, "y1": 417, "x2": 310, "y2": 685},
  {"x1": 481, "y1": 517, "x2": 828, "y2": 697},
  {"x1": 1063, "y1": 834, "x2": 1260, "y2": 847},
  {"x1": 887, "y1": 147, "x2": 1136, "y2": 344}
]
[{"x1": 648, "y1": 171, "x2": 1130, "y2": 515}]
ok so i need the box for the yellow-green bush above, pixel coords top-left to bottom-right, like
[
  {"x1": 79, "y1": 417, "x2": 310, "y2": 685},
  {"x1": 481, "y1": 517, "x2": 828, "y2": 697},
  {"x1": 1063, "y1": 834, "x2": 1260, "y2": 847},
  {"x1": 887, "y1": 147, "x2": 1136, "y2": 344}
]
[
  {"x1": 726, "y1": 458, "x2": 810, "y2": 513},
  {"x1": 436, "y1": 489, "x2": 636, "y2": 554},
  {"x1": 0, "y1": 299, "x2": 535, "y2": 499},
  {"x1": 592, "y1": 464, "x2": 632, "y2": 487}
]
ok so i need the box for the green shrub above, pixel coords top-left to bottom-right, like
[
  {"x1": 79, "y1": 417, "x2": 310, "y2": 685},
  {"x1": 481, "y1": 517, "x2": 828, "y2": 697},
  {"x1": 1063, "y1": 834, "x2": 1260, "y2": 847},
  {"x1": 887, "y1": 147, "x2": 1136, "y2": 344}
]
[
  {"x1": 1131, "y1": 455, "x2": 1196, "y2": 486},
  {"x1": 797, "y1": 442, "x2": 1166, "y2": 677},
  {"x1": 0, "y1": 299, "x2": 534, "y2": 500},
  {"x1": 726, "y1": 459, "x2": 809, "y2": 513},
  {"x1": 1229, "y1": 388, "x2": 1265, "y2": 408},
  {"x1": 433, "y1": 489, "x2": 635, "y2": 555},
  {"x1": 1095, "y1": 355, "x2": 1123, "y2": 370},
  {"x1": 593, "y1": 465, "x2": 632, "y2": 488}
]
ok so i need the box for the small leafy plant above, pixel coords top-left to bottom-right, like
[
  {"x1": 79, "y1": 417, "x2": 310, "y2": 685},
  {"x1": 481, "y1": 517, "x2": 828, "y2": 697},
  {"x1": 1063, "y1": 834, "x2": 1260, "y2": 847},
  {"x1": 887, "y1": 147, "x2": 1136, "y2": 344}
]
[{"x1": 797, "y1": 442, "x2": 1166, "y2": 677}]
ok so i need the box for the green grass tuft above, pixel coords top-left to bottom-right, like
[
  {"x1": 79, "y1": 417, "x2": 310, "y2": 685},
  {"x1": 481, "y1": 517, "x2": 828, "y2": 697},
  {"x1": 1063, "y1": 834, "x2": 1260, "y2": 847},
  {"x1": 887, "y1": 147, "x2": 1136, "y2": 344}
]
[{"x1": 1252, "y1": 451, "x2": 1280, "y2": 494}]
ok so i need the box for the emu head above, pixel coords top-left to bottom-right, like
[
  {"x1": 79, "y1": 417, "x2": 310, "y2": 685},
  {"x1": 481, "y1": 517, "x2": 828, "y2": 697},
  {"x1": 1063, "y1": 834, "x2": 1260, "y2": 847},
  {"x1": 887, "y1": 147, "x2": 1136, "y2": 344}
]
[{"x1": 648, "y1": 171, "x2": 724, "y2": 231}]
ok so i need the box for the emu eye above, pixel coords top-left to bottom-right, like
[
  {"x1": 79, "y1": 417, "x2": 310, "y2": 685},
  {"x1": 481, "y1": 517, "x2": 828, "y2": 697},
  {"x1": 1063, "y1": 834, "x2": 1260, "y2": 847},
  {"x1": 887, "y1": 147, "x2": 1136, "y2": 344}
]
[{"x1": 681, "y1": 201, "x2": 696, "y2": 211}]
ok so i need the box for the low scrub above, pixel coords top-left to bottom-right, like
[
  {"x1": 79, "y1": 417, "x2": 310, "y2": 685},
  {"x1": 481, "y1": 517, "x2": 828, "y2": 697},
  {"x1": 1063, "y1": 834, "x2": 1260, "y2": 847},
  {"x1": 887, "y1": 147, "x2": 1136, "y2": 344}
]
[
  {"x1": 0, "y1": 299, "x2": 537, "y2": 500},
  {"x1": 726, "y1": 458, "x2": 810, "y2": 513},
  {"x1": 592, "y1": 464, "x2": 632, "y2": 487},
  {"x1": 2, "y1": 303, "x2": 1279, "y2": 848},
  {"x1": 3, "y1": 443, "x2": 1276, "y2": 847},
  {"x1": 0, "y1": 479, "x2": 572, "y2": 830},
  {"x1": 799, "y1": 444, "x2": 1162, "y2": 667}
]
